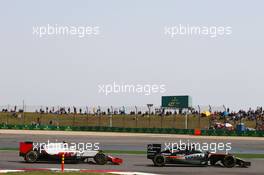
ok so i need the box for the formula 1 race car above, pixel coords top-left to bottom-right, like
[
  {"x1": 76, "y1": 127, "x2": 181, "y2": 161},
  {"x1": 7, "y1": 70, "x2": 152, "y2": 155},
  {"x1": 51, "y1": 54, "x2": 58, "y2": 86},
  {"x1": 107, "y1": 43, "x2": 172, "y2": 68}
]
[
  {"x1": 147, "y1": 144, "x2": 251, "y2": 168},
  {"x1": 19, "y1": 141, "x2": 123, "y2": 165}
]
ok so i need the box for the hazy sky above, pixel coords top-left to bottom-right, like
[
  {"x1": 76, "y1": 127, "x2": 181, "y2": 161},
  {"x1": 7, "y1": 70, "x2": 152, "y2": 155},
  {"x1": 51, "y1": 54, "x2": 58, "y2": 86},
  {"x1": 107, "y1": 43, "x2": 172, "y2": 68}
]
[{"x1": 0, "y1": 0, "x2": 263, "y2": 110}]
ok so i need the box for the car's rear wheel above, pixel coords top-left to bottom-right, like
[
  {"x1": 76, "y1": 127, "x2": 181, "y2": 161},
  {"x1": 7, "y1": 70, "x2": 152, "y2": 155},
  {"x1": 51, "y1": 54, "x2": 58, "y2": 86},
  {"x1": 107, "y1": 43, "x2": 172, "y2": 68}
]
[
  {"x1": 94, "y1": 153, "x2": 108, "y2": 165},
  {"x1": 222, "y1": 155, "x2": 236, "y2": 168},
  {"x1": 210, "y1": 158, "x2": 218, "y2": 166},
  {"x1": 25, "y1": 151, "x2": 38, "y2": 163},
  {"x1": 153, "y1": 154, "x2": 165, "y2": 167}
]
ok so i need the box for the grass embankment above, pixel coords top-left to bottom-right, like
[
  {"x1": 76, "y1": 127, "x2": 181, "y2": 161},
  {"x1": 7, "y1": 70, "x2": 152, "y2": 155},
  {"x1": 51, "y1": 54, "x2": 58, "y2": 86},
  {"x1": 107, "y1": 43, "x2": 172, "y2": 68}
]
[{"x1": 0, "y1": 112, "x2": 256, "y2": 129}]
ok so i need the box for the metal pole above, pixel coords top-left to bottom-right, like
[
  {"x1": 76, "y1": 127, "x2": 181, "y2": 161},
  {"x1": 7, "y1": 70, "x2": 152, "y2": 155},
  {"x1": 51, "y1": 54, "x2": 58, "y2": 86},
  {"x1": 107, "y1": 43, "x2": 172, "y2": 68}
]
[
  {"x1": 147, "y1": 104, "x2": 153, "y2": 128},
  {"x1": 40, "y1": 106, "x2": 42, "y2": 126},
  {"x1": 57, "y1": 106, "x2": 60, "y2": 126},
  {"x1": 86, "y1": 106, "x2": 89, "y2": 116},
  {"x1": 98, "y1": 106, "x2": 101, "y2": 127},
  {"x1": 110, "y1": 106, "x2": 113, "y2": 127},
  {"x1": 148, "y1": 106, "x2": 151, "y2": 128},
  {"x1": 173, "y1": 109, "x2": 176, "y2": 128},
  {"x1": 109, "y1": 115, "x2": 112, "y2": 127},
  {"x1": 6, "y1": 104, "x2": 10, "y2": 125},
  {"x1": 185, "y1": 111, "x2": 188, "y2": 129},
  {"x1": 198, "y1": 105, "x2": 201, "y2": 129},
  {"x1": 22, "y1": 100, "x2": 25, "y2": 125},
  {"x1": 161, "y1": 115, "x2": 163, "y2": 128},
  {"x1": 122, "y1": 106, "x2": 125, "y2": 128},
  {"x1": 73, "y1": 113, "x2": 76, "y2": 127},
  {"x1": 135, "y1": 106, "x2": 138, "y2": 128},
  {"x1": 86, "y1": 106, "x2": 89, "y2": 126},
  {"x1": 87, "y1": 107, "x2": 89, "y2": 127}
]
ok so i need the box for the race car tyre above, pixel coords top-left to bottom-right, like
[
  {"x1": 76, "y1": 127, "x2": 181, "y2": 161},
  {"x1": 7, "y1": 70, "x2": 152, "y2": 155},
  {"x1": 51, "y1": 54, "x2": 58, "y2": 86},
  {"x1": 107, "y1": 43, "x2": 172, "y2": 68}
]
[
  {"x1": 94, "y1": 153, "x2": 108, "y2": 165},
  {"x1": 222, "y1": 155, "x2": 236, "y2": 168},
  {"x1": 236, "y1": 159, "x2": 250, "y2": 168},
  {"x1": 25, "y1": 151, "x2": 38, "y2": 163},
  {"x1": 153, "y1": 154, "x2": 165, "y2": 167},
  {"x1": 238, "y1": 161, "x2": 247, "y2": 168},
  {"x1": 200, "y1": 161, "x2": 208, "y2": 166}
]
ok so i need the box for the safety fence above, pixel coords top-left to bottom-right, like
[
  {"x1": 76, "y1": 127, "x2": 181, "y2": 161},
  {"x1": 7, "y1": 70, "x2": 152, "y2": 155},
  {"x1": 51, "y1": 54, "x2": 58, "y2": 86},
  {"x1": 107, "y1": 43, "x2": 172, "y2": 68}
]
[
  {"x1": 0, "y1": 112, "x2": 258, "y2": 130},
  {"x1": 0, "y1": 124, "x2": 263, "y2": 137},
  {"x1": 0, "y1": 105, "x2": 225, "y2": 113}
]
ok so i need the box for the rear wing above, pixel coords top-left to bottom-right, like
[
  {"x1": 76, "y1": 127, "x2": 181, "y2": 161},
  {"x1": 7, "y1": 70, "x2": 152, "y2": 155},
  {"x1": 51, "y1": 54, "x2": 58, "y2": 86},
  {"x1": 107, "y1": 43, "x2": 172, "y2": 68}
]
[
  {"x1": 19, "y1": 141, "x2": 33, "y2": 157},
  {"x1": 147, "y1": 144, "x2": 161, "y2": 159}
]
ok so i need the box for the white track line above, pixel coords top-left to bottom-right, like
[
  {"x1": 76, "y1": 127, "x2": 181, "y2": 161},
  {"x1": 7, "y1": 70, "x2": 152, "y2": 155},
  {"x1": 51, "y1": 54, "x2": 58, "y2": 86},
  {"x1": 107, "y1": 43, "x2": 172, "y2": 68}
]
[
  {"x1": 0, "y1": 170, "x2": 24, "y2": 173},
  {"x1": 0, "y1": 169, "x2": 162, "y2": 175},
  {"x1": 49, "y1": 168, "x2": 80, "y2": 172}
]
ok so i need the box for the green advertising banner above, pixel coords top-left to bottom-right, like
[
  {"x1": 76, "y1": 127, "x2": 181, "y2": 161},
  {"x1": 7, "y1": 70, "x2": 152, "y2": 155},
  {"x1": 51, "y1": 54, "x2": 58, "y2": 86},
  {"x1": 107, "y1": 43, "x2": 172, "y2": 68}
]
[{"x1": 161, "y1": 95, "x2": 192, "y2": 108}]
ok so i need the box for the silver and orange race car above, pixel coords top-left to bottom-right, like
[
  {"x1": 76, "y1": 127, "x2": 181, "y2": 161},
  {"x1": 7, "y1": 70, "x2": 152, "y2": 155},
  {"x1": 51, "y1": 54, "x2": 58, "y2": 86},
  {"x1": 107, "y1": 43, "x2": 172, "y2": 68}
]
[
  {"x1": 19, "y1": 141, "x2": 123, "y2": 165},
  {"x1": 147, "y1": 144, "x2": 251, "y2": 168}
]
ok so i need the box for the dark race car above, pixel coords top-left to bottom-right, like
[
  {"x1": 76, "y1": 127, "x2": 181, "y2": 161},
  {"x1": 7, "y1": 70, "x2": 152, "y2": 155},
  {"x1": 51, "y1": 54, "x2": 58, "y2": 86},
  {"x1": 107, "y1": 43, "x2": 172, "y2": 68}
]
[
  {"x1": 19, "y1": 141, "x2": 123, "y2": 165},
  {"x1": 147, "y1": 144, "x2": 251, "y2": 168}
]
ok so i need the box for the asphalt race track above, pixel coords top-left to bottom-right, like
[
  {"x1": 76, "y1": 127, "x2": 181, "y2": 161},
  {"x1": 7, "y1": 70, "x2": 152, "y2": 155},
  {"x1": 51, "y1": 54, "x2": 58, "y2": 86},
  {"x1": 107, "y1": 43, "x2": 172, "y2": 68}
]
[
  {"x1": 0, "y1": 151, "x2": 263, "y2": 175},
  {"x1": 0, "y1": 130, "x2": 264, "y2": 154},
  {"x1": 0, "y1": 130, "x2": 264, "y2": 174}
]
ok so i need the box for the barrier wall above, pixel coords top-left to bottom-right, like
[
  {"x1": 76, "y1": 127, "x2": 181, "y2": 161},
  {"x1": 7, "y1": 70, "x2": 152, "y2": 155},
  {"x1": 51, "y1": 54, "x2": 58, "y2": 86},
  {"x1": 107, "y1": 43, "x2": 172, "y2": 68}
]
[{"x1": 0, "y1": 124, "x2": 263, "y2": 137}]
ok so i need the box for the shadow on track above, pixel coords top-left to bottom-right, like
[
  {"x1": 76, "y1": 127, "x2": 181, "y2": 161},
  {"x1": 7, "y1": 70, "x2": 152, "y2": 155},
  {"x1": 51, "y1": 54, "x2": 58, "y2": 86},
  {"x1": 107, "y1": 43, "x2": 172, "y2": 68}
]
[{"x1": 8, "y1": 160, "x2": 120, "y2": 166}]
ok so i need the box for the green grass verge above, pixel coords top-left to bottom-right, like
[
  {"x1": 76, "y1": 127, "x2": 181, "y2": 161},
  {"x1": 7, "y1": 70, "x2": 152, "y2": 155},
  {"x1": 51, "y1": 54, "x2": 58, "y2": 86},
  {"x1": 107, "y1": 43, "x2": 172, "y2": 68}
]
[
  {"x1": 6, "y1": 172, "x2": 108, "y2": 175},
  {"x1": 1, "y1": 148, "x2": 264, "y2": 158},
  {"x1": 0, "y1": 147, "x2": 17, "y2": 151},
  {"x1": 233, "y1": 153, "x2": 264, "y2": 159}
]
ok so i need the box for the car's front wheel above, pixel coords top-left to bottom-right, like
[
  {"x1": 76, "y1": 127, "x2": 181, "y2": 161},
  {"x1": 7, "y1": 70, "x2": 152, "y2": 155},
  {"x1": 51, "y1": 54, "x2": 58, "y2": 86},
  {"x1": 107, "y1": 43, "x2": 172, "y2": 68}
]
[
  {"x1": 153, "y1": 154, "x2": 165, "y2": 167},
  {"x1": 200, "y1": 160, "x2": 208, "y2": 166},
  {"x1": 25, "y1": 151, "x2": 38, "y2": 163},
  {"x1": 94, "y1": 153, "x2": 108, "y2": 165}
]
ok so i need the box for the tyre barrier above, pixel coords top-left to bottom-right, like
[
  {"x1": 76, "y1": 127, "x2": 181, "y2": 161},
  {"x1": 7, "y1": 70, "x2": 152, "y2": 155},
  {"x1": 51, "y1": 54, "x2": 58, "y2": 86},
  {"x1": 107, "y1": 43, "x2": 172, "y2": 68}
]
[{"x1": 0, "y1": 124, "x2": 263, "y2": 137}]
